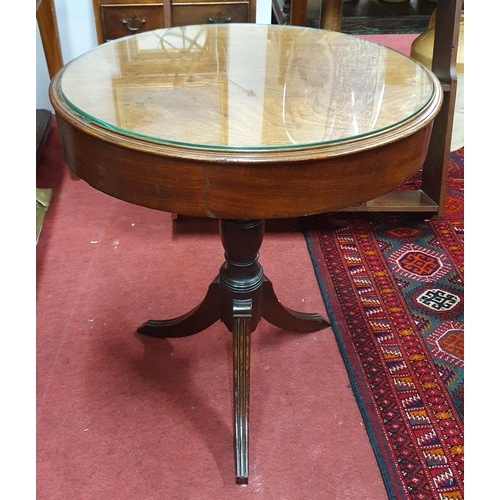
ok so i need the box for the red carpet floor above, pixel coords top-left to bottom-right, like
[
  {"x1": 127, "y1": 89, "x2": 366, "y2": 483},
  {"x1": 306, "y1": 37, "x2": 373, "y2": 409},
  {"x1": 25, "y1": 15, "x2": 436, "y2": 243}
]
[{"x1": 37, "y1": 34, "x2": 420, "y2": 499}]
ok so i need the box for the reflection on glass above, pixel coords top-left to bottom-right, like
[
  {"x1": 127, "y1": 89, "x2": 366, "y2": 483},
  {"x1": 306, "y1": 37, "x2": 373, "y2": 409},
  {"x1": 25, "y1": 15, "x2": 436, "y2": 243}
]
[
  {"x1": 60, "y1": 24, "x2": 434, "y2": 150},
  {"x1": 281, "y1": 30, "x2": 387, "y2": 144},
  {"x1": 115, "y1": 27, "x2": 227, "y2": 146}
]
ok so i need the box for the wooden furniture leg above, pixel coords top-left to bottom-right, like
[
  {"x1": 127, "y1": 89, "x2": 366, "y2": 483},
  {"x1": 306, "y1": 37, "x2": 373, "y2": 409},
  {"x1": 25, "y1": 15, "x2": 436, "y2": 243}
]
[
  {"x1": 232, "y1": 298, "x2": 252, "y2": 483},
  {"x1": 163, "y1": 0, "x2": 173, "y2": 27},
  {"x1": 339, "y1": 0, "x2": 462, "y2": 214},
  {"x1": 320, "y1": 0, "x2": 343, "y2": 31},
  {"x1": 137, "y1": 278, "x2": 221, "y2": 338},
  {"x1": 421, "y1": 0, "x2": 462, "y2": 216},
  {"x1": 137, "y1": 218, "x2": 331, "y2": 483},
  {"x1": 288, "y1": 0, "x2": 343, "y2": 30},
  {"x1": 36, "y1": 0, "x2": 63, "y2": 80},
  {"x1": 289, "y1": 0, "x2": 308, "y2": 26}
]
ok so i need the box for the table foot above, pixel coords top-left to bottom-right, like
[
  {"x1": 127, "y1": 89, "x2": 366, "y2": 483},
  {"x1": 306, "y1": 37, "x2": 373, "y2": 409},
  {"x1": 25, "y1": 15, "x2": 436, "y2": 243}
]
[
  {"x1": 137, "y1": 278, "x2": 221, "y2": 338},
  {"x1": 261, "y1": 276, "x2": 331, "y2": 332}
]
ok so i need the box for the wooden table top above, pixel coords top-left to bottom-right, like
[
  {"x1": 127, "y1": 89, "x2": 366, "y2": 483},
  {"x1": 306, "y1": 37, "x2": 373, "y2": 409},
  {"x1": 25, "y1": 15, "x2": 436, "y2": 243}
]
[{"x1": 50, "y1": 24, "x2": 442, "y2": 219}]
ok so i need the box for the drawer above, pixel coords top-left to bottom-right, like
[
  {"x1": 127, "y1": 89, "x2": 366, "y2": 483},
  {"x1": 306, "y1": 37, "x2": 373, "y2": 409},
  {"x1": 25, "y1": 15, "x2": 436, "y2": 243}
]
[
  {"x1": 101, "y1": 4, "x2": 165, "y2": 41},
  {"x1": 172, "y1": 3, "x2": 249, "y2": 26}
]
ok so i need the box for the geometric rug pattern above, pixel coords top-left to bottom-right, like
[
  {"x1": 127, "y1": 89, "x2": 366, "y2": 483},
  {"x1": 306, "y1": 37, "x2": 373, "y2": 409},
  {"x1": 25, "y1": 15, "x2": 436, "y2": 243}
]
[{"x1": 302, "y1": 149, "x2": 464, "y2": 499}]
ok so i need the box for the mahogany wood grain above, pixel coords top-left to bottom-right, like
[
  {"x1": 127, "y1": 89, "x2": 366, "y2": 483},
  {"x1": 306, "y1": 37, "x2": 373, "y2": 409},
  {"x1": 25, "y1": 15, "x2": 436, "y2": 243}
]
[
  {"x1": 289, "y1": 0, "x2": 308, "y2": 26},
  {"x1": 420, "y1": 0, "x2": 462, "y2": 216},
  {"x1": 101, "y1": 5, "x2": 165, "y2": 41},
  {"x1": 319, "y1": 0, "x2": 342, "y2": 32},
  {"x1": 53, "y1": 111, "x2": 436, "y2": 219},
  {"x1": 163, "y1": 0, "x2": 172, "y2": 26},
  {"x1": 93, "y1": 0, "x2": 256, "y2": 44},
  {"x1": 171, "y1": 4, "x2": 250, "y2": 26}
]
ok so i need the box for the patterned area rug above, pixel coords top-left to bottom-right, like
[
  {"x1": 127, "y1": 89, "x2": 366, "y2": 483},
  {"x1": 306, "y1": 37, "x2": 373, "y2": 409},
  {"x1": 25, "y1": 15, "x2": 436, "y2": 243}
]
[{"x1": 302, "y1": 149, "x2": 464, "y2": 500}]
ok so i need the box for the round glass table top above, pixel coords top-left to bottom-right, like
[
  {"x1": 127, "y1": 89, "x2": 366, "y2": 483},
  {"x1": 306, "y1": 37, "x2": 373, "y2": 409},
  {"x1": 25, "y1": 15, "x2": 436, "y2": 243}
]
[{"x1": 59, "y1": 24, "x2": 437, "y2": 151}]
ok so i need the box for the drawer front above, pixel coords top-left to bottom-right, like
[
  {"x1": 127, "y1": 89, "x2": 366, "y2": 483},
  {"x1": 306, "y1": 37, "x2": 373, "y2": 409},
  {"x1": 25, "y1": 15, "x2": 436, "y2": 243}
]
[
  {"x1": 172, "y1": 3, "x2": 249, "y2": 26},
  {"x1": 101, "y1": 5, "x2": 164, "y2": 41}
]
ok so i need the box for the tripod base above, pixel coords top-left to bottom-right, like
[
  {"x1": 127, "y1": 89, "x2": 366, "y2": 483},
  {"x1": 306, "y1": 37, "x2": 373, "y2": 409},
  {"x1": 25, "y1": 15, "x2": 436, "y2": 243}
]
[{"x1": 137, "y1": 219, "x2": 331, "y2": 483}]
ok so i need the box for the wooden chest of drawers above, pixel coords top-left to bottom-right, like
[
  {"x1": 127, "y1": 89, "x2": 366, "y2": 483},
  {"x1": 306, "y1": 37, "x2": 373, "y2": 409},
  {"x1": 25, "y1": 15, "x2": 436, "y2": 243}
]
[{"x1": 93, "y1": 0, "x2": 257, "y2": 44}]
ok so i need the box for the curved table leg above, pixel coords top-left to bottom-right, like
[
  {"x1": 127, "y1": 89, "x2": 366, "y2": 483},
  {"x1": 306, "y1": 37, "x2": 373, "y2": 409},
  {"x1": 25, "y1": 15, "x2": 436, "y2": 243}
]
[
  {"x1": 261, "y1": 276, "x2": 331, "y2": 332},
  {"x1": 137, "y1": 278, "x2": 221, "y2": 338}
]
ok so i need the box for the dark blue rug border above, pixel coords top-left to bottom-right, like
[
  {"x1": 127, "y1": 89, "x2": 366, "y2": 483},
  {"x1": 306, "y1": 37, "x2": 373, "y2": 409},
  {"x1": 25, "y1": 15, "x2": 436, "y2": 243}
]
[{"x1": 302, "y1": 226, "x2": 405, "y2": 500}]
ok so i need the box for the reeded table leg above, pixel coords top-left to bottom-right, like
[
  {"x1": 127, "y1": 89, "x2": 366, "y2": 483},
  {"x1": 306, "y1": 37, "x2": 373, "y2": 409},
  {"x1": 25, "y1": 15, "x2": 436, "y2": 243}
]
[
  {"x1": 232, "y1": 299, "x2": 252, "y2": 484},
  {"x1": 137, "y1": 219, "x2": 331, "y2": 483}
]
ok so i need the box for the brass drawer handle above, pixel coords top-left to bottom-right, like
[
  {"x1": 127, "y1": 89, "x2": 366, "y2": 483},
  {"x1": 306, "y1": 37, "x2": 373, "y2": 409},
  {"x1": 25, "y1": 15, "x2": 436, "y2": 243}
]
[
  {"x1": 122, "y1": 14, "x2": 146, "y2": 31},
  {"x1": 207, "y1": 13, "x2": 231, "y2": 23}
]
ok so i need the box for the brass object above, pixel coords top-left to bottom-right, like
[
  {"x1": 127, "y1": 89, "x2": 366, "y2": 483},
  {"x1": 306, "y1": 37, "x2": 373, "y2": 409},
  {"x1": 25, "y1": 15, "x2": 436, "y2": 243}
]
[
  {"x1": 122, "y1": 14, "x2": 146, "y2": 31},
  {"x1": 411, "y1": 9, "x2": 464, "y2": 74},
  {"x1": 411, "y1": 10, "x2": 464, "y2": 151},
  {"x1": 36, "y1": 188, "x2": 53, "y2": 245},
  {"x1": 207, "y1": 12, "x2": 231, "y2": 23}
]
